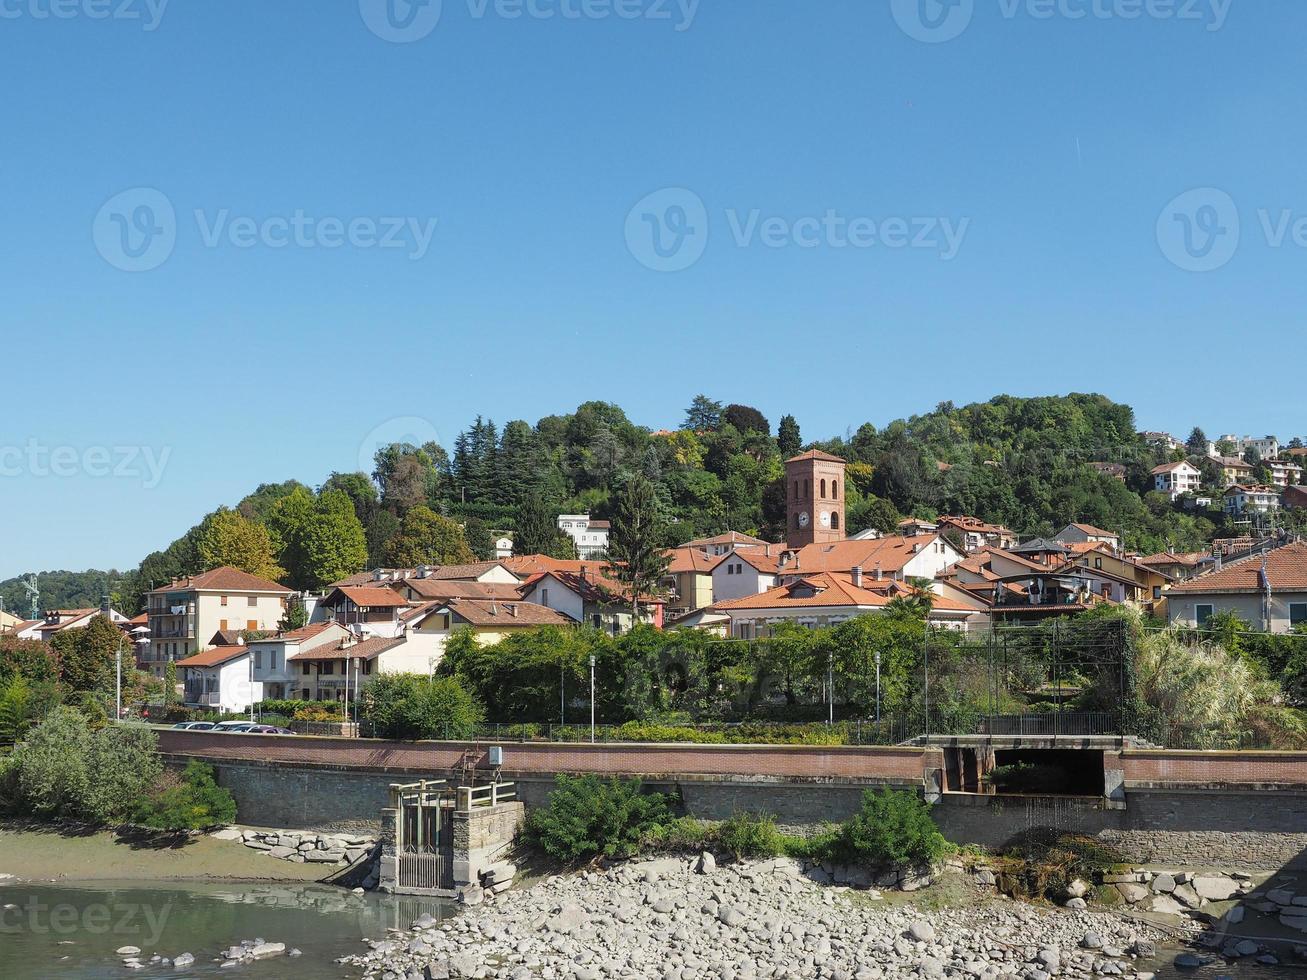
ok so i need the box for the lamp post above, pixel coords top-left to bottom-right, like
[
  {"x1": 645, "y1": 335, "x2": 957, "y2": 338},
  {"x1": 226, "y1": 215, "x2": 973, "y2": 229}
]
[
  {"x1": 827, "y1": 649, "x2": 834, "y2": 727},
  {"x1": 874, "y1": 650, "x2": 882, "y2": 724},
  {"x1": 115, "y1": 634, "x2": 124, "y2": 723},
  {"x1": 589, "y1": 653, "x2": 596, "y2": 744}
]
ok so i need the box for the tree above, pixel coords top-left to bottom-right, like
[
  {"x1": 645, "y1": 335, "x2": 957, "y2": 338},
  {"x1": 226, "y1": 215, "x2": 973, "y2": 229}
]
[
  {"x1": 1185, "y1": 427, "x2": 1209, "y2": 457},
  {"x1": 51, "y1": 614, "x2": 122, "y2": 695},
  {"x1": 362, "y1": 674, "x2": 483, "y2": 740},
  {"x1": 268, "y1": 487, "x2": 368, "y2": 590},
  {"x1": 778, "y1": 415, "x2": 802, "y2": 458},
  {"x1": 163, "y1": 661, "x2": 179, "y2": 706},
  {"x1": 321, "y1": 471, "x2": 380, "y2": 524},
  {"x1": 514, "y1": 488, "x2": 574, "y2": 558},
  {"x1": 682, "y1": 395, "x2": 722, "y2": 432},
  {"x1": 383, "y1": 506, "x2": 475, "y2": 567},
  {"x1": 606, "y1": 473, "x2": 672, "y2": 621},
  {"x1": 722, "y1": 404, "x2": 770, "y2": 436},
  {"x1": 462, "y1": 517, "x2": 497, "y2": 561},
  {"x1": 193, "y1": 508, "x2": 284, "y2": 581}
]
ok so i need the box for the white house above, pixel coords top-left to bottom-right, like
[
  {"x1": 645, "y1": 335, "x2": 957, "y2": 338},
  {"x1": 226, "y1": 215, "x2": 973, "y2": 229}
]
[
  {"x1": 557, "y1": 515, "x2": 610, "y2": 559},
  {"x1": 1269, "y1": 460, "x2": 1303, "y2": 488},
  {"x1": 248, "y1": 621, "x2": 351, "y2": 701},
  {"x1": 1223, "y1": 485, "x2": 1280, "y2": 517},
  {"x1": 177, "y1": 644, "x2": 259, "y2": 714},
  {"x1": 1220, "y1": 434, "x2": 1280, "y2": 460},
  {"x1": 1055, "y1": 523, "x2": 1123, "y2": 552},
  {"x1": 712, "y1": 545, "x2": 785, "y2": 604},
  {"x1": 1151, "y1": 461, "x2": 1202, "y2": 500}
]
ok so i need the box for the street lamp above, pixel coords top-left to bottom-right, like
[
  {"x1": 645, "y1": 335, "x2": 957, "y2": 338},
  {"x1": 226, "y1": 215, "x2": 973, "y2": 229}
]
[
  {"x1": 589, "y1": 653, "x2": 596, "y2": 744},
  {"x1": 115, "y1": 634, "x2": 124, "y2": 723},
  {"x1": 874, "y1": 650, "x2": 882, "y2": 724},
  {"x1": 827, "y1": 649, "x2": 834, "y2": 727}
]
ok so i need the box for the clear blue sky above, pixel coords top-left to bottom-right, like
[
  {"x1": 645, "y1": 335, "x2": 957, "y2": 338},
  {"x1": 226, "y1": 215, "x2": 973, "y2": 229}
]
[{"x1": 2, "y1": 0, "x2": 1303, "y2": 579}]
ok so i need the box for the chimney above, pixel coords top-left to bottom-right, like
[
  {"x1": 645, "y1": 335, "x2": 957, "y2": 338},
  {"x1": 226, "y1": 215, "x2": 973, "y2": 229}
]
[
  {"x1": 851, "y1": 566, "x2": 863, "y2": 588},
  {"x1": 875, "y1": 563, "x2": 882, "y2": 581},
  {"x1": 507, "y1": 603, "x2": 517, "y2": 618},
  {"x1": 417, "y1": 565, "x2": 432, "y2": 579},
  {"x1": 489, "y1": 601, "x2": 498, "y2": 616}
]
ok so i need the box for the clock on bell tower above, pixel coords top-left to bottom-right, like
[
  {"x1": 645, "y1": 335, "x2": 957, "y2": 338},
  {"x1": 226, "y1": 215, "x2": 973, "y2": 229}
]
[{"x1": 785, "y1": 450, "x2": 847, "y2": 548}]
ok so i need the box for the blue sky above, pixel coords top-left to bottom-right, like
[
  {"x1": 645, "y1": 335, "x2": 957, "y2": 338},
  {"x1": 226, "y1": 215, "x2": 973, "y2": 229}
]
[{"x1": 1, "y1": 0, "x2": 1303, "y2": 578}]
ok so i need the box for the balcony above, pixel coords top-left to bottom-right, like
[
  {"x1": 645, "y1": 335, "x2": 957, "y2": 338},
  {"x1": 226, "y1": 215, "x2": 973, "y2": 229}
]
[{"x1": 185, "y1": 691, "x2": 221, "y2": 707}]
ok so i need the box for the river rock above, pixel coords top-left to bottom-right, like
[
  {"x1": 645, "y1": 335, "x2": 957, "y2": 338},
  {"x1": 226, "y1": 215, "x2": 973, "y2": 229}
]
[
  {"x1": 172, "y1": 953, "x2": 195, "y2": 968},
  {"x1": 1192, "y1": 876, "x2": 1240, "y2": 902}
]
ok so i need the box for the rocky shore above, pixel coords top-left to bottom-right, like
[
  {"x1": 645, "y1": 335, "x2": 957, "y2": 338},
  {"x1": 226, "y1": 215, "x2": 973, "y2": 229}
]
[{"x1": 342, "y1": 856, "x2": 1173, "y2": 980}]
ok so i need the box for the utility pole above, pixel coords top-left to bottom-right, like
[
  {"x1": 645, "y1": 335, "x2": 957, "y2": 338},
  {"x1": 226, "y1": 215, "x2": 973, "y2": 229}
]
[
  {"x1": 875, "y1": 650, "x2": 882, "y2": 724},
  {"x1": 115, "y1": 634, "x2": 124, "y2": 723},
  {"x1": 589, "y1": 654, "x2": 596, "y2": 744},
  {"x1": 827, "y1": 648, "x2": 834, "y2": 726}
]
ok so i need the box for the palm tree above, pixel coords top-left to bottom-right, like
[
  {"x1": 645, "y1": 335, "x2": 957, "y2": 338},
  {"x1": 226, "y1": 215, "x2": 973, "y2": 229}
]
[{"x1": 887, "y1": 577, "x2": 937, "y2": 620}]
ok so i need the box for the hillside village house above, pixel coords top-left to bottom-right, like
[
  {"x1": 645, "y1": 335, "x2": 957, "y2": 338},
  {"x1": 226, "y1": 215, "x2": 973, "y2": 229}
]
[
  {"x1": 1167, "y1": 541, "x2": 1307, "y2": 632},
  {"x1": 662, "y1": 546, "x2": 723, "y2": 615},
  {"x1": 1214, "y1": 456, "x2": 1254, "y2": 486},
  {"x1": 1269, "y1": 460, "x2": 1304, "y2": 487},
  {"x1": 711, "y1": 545, "x2": 786, "y2": 605},
  {"x1": 1138, "y1": 550, "x2": 1208, "y2": 582},
  {"x1": 143, "y1": 567, "x2": 291, "y2": 678},
  {"x1": 0, "y1": 609, "x2": 20, "y2": 632},
  {"x1": 318, "y1": 585, "x2": 413, "y2": 637},
  {"x1": 1055, "y1": 523, "x2": 1122, "y2": 552},
  {"x1": 402, "y1": 597, "x2": 576, "y2": 668},
  {"x1": 11, "y1": 606, "x2": 130, "y2": 642},
  {"x1": 1152, "y1": 461, "x2": 1202, "y2": 500},
  {"x1": 679, "y1": 531, "x2": 770, "y2": 557},
  {"x1": 936, "y1": 516, "x2": 1016, "y2": 552},
  {"x1": 715, "y1": 568, "x2": 978, "y2": 637},
  {"x1": 1223, "y1": 485, "x2": 1281, "y2": 517},
  {"x1": 518, "y1": 562, "x2": 663, "y2": 632},
  {"x1": 1220, "y1": 435, "x2": 1280, "y2": 459},
  {"x1": 176, "y1": 644, "x2": 258, "y2": 713},
  {"x1": 556, "y1": 514, "x2": 609, "y2": 558},
  {"x1": 247, "y1": 621, "x2": 351, "y2": 700}
]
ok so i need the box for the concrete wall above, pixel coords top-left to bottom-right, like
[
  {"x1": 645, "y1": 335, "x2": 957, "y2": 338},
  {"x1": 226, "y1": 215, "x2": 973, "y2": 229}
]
[{"x1": 163, "y1": 732, "x2": 1307, "y2": 872}]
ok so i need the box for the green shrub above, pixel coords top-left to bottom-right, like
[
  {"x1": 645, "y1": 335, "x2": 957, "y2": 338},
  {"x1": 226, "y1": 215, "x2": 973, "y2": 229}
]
[
  {"x1": 132, "y1": 761, "x2": 237, "y2": 830},
  {"x1": 997, "y1": 832, "x2": 1124, "y2": 900},
  {"x1": 362, "y1": 674, "x2": 483, "y2": 740},
  {"x1": 717, "y1": 812, "x2": 784, "y2": 861},
  {"x1": 642, "y1": 815, "x2": 712, "y2": 852},
  {"x1": 7, "y1": 707, "x2": 161, "y2": 824},
  {"x1": 525, "y1": 775, "x2": 671, "y2": 862},
  {"x1": 827, "y1": 789, "x2": 950, "y2": 869}
]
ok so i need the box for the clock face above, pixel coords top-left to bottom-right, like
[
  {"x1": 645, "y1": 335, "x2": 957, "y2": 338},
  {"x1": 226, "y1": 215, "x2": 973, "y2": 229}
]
[
  {"x1": 819, "y1": 511, "x2": 831, "y2": 529},
  {"x1": 798, "y1": 511, "x2": 810, "y2": 528}
]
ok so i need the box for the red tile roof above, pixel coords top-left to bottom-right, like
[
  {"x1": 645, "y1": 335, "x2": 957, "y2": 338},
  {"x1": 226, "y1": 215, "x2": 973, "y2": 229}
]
[
  {"x1": 423, "y1": 562, "x2": 517, "y2": 581},
  {"x1": 326, "y1": 586, "x2": 411, "y2": 608},
  {"x1": 291, "y1": 635, "x2": 405, "y2": 663},
  {"x1": 784, "y1": 535, "x2": 951, "y2": 575},
  {"x1": 1068, "y1": 523, "x2": 1118, "y2": 538},
  {"x1": 1167, "y1": 541, "x2": 1307, "y2": 593},
  {"x1": 400, "y1": 578, "x2": 524, "y2": 601},
  {"x1": 443, "y1": 598, "x2": 576, "y2": 627},
  {"x1": 664, "y1": 547, "x2": 728, "y2": 575},
  {"x1": 176, "y1": 645, "x2": 250, "y2": 669},
  {"x1": 680, "y1": 531, "x2": 770, "y2": 549},
  {"x1": 785, "y1": 450, "x2": 846, "y2": 464},
  {"x1": 148, "y1": 566, "x2": 291, "y2": 595},
  {"x1": 716, "y1": 571, "x2": 973, "y2": 614}
]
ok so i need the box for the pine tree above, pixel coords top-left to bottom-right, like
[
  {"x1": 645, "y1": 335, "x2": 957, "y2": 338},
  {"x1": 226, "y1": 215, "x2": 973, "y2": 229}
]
[
  {"x1": 778, "y1": 415, "x2": 802, "y2": 458},
  {"x1": 606, "y1": 473, "x2": 672, "y2": 621},
  {"x1": 683, "y1": 395, "x2": 722, "y2": 432},
  {"x1": 514, "y1": 490, "x2": 562, "y2": 556}
]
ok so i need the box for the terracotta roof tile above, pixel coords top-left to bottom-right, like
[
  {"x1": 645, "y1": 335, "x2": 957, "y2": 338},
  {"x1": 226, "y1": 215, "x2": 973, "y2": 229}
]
[
  {"x1": 176, "y1": 645, "x2": 249, "y2": 669},
  {"x1": 443, "y1": 598, "x2": 576, "y2": 627},
  {"x1": 1168, "y1": 541, "x2": 1307, "y2": 593},
  {"x1": 327, "y1": 586, "x2": 412, "y2": 608},
  {"x1": 148, "y1": 566, "x2": 291, "y2": 595},
  {"x1": 290, "y1": 635, "x2": 405, "y2": 662}
]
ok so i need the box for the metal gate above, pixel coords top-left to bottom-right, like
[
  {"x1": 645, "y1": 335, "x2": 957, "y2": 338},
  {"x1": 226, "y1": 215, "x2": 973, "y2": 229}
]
[{"x1": 395, "y1": 780, "x2": 455, "y2": 892}]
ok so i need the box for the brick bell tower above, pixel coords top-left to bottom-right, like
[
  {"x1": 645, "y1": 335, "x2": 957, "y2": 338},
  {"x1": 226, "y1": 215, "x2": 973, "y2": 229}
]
[{"x1": 785, "y1": 450, "x2": 847, "y2": 548}]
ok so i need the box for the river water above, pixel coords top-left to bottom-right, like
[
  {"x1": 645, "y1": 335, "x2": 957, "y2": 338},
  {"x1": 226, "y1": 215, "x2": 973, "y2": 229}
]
[{"x1": 0, "y1": 879, "x2": 452, "y2": 979}]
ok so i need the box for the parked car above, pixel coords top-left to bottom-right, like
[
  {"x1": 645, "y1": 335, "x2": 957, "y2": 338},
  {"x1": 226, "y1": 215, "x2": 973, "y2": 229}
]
[
  {"x1": 214, "y1": 721, "x2": 255, "y2": 733},
  {"x1": 171, "y1": 721, "x2": 217, "y2": 730},
  {"x1": 245, "y1": 724, "x2": 288, "y2": 734}
]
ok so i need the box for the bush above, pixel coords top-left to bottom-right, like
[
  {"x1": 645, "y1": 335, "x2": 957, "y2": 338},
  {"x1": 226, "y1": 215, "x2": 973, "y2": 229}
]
[
  {"x1": 362, "y1": 674, "x2": 483, "y2": 740},
  {"x1": 525, "y1": 775, "x2": 671, "y2": 862},
  {"x1": 827, "y1": 789, "x2": 950, "y2": 870},
  {"x1": 133, "y1": 761, "x2": 237, "y2": 830},
  {"x1": 716, "y1": 812, "x2": 785, "y2": 861},
  {"x1": 7, "y1": 707, "x2": 161, "y2": 824},
  {"x1": 998, "y1": 832, "x2": 1123, "y2": 900}
]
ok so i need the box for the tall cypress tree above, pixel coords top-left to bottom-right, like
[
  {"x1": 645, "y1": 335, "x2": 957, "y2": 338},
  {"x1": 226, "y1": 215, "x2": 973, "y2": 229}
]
[{"x1": 607, "y1": 473, "x2": 672, "y2": 621}]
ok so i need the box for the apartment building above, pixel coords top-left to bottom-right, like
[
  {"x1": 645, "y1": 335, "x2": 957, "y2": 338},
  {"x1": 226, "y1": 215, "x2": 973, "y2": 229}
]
[{"x1": 143, "y1": 567, "x2": 292, "y2": 678}]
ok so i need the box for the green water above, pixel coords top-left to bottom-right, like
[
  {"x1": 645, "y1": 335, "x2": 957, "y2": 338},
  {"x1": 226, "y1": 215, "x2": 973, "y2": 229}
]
[{"x1": 0, "y1": 880, "x2": 452, "y2": 978}]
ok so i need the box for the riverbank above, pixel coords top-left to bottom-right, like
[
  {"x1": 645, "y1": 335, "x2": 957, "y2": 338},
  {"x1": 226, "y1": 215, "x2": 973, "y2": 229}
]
[
  {"x1": 343, "y1": 855, "x2": 1183, "y2": 979},
  {"x1": 0, "y1": 824, "x2": 331, "y2": 883}
]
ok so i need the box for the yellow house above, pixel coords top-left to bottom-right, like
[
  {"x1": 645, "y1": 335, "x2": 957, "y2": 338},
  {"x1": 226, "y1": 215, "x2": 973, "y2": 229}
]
[
  {"x1": 662, "y1": 546, "x2": 724, "y2": 616},
  {"x1": 403, "y1": 597, "x2": 576, "y2": 669}
]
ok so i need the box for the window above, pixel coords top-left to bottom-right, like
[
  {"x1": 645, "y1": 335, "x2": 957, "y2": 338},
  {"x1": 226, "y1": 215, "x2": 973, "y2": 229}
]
[
  {"x1": 832, "y1": 480, "x2": 838, "y2": 498},
  {"x1": 1196, "y1": 604, "x2": 1214, "y2": 627},
  {"x1": 1094, "y1": 558, "x2": 1102, "y2": 569},
  {"x1": 1292, "y1": 603, "x2": 1307, "y2": 626},
  {"x1": 253, "y1": 651, "x2": 262, "y2": 669},
  {"x1": 1153, "y1": 586, "x2": 1162, "y2": 600},
  {"x1": 321, "y1": 661, "x2": 334, "y2": 675},
  {"x1": 803, "y1": 479, "x2": 809, "y2": 498},
  {"x1": 301, "y1": 663, "x2": 311, "y2": 676},
  {"x1": 219, "y1": 619, "x2": 228, "y2": 632},
  {"x1": 247, "y1": 620, "x2": 257, "y2": 631},
  {"x1": 220, "y1": 595, "x2": 228, "y2": 607},
  {"x1": 540, "y1": 588, "x2": 549, "y2": 605},
  {"x1": 820, "y1": 479, "x2": 826, "y2": 498},
  {"x1": 831, "y1": 513, "x2": 840, "y2": 531},
  {"x1": 248, "y1": 596, "x2": 257, "y2": 607},
  {"x1": 592, "y1": 614, "x2": 602, "y2": 629},
  {"x1": 793, "y1": 481, "x2": 799, "y2": 499}
]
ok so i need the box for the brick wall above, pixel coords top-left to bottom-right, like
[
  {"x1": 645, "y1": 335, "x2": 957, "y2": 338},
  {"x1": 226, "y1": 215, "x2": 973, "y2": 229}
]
[
  {"x1": 157, "y1": 731, "x2": 927, "y2": 781},
  {"x1": 1122, "y1": 749, "x2": 1307, "y2": 788}
]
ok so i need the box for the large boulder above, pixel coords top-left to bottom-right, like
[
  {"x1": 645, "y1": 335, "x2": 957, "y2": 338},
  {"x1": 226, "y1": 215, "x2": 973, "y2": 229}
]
[{"x1": 1193, "y1": 876, "x2": 1240, "y2": 902}]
